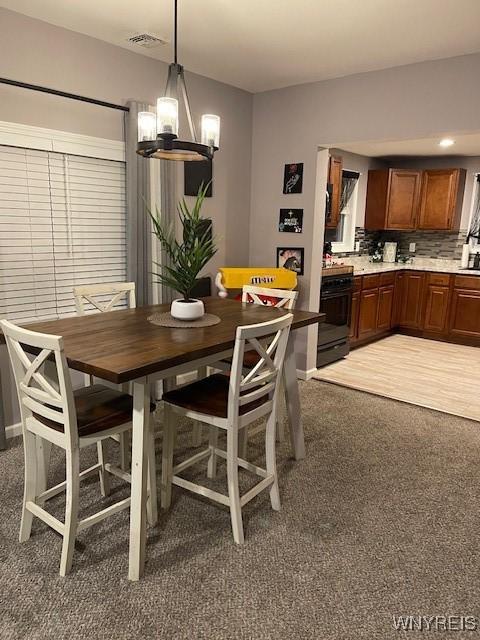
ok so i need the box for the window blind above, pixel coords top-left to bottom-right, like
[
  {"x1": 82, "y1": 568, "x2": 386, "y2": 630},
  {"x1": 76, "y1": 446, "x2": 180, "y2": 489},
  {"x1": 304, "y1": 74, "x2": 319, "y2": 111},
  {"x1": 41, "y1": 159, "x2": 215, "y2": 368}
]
[{"x1": 0, "y1": 145, "x2": 126, "y2": 322}]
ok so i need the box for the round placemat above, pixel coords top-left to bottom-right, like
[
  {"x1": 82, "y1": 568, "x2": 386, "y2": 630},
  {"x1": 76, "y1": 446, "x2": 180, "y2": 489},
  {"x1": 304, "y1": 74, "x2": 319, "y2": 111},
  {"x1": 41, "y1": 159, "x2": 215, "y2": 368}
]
[{"x1": 148, "y1": 312, "x2": 221, "y2": 328}]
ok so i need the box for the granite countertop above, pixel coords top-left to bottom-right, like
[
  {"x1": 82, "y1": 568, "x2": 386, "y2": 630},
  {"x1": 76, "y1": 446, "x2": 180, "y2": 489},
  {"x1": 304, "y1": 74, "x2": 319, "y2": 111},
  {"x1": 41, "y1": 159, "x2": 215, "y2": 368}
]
[{"x1": 340, "y1": 257, "x2": 480, "y2": 277}]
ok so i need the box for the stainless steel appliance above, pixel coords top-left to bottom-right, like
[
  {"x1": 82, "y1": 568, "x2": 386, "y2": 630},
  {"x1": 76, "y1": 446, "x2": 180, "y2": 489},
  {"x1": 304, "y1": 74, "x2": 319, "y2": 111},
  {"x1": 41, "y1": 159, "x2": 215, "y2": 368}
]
[{"x1": 317, "y1": 268, "x2": 353, "y2": 367}]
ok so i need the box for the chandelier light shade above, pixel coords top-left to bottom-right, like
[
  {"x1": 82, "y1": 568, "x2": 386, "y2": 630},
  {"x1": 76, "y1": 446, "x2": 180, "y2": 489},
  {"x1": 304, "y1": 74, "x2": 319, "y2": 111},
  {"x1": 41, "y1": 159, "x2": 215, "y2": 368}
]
[
  {"x1": 137, "y1": 0, "x2": 220, "y2": 162},
  {"x1": 156, "y1": 97, "x2": 178, "y2": 135},
  {"x1": 201, "y1": 114, "x2": 220, "y2": 148},
  {"x1": 137, "y1": 111, "x2": 157, "y2": 142}
]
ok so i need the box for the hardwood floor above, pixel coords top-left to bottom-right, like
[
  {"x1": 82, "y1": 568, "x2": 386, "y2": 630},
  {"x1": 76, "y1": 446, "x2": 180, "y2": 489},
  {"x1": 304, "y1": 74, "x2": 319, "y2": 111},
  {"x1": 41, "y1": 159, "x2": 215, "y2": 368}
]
[{"x1": 314, "y1": 334, "x2": 480, "y2": 422}]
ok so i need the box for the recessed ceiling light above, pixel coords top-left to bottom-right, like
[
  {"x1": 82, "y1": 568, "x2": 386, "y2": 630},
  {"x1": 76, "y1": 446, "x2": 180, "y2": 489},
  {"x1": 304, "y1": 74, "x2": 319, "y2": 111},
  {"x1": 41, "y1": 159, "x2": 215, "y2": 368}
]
[{"x1": 439, "y1": 138, "x2": 455, "y2": 148}]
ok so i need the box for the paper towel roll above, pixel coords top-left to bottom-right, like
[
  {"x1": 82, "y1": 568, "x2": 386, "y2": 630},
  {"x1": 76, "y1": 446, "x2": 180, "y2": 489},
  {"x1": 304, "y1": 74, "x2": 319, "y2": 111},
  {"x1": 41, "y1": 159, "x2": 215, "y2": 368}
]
[{"x1": 461, "y1": 244, "x2": 470, "y2": 269}]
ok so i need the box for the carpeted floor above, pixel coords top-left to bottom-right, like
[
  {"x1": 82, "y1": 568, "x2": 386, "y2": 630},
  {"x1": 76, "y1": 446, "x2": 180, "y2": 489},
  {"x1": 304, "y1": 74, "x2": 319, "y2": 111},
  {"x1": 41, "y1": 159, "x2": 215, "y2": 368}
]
[{"x1": 1, "y1": 380, "x2": 480, "y2": 640}]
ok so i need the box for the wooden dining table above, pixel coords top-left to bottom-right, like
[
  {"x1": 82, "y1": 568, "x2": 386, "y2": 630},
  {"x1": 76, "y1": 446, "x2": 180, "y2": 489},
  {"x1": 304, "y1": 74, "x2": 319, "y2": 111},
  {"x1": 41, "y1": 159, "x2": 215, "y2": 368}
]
[{"x1": 1, "y1": 297, "x2": 324, "y2": 580}]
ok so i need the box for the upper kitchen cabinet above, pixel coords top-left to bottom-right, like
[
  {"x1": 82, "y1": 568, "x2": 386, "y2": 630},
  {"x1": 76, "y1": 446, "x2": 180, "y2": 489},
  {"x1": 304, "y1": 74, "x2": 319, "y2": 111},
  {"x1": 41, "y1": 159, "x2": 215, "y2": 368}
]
[
  {"x1": 418, "y1": 169, "x2": 466, "y2": 231},
  {"x1": 365, "y1": 169, "x2": 421, "y2": 231},
  {"x1": 364, "y1": 167, "x2": 466, "y2": 231},
  {"x1": 325, "y1": 155, "x2": 343, "y2": 229}
]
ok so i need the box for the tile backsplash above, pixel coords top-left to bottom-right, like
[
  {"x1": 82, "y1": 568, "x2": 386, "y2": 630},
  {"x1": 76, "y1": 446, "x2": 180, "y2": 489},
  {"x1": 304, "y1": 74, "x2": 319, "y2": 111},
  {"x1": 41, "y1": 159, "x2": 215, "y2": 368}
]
[{"x1": 333, "y1": 228, "x2": 468, "y2": 260}]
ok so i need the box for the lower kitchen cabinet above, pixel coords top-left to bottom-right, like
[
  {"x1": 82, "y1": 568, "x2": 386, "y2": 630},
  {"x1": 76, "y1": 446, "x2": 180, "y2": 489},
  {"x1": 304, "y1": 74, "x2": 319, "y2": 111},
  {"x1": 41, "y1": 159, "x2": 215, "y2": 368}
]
[
  {"x1": 377, "y1": 285, "x2": 394, "y2": 330},
  {"x1": 448, "y1": 288, "x2": 480, "y2": 339},
  {"x1": 349, "y1": 290, "x2": 360, "y2": 340},
  {"x1": 358, "y1": 288, "x2": 379, "y2": 339},
  {"x1": 399, "y1": 272, "x2": 425, "y2": 329},
  {"x1": 424, "y1": 285, "x2": 450, "y2": 333},
  {"x1": 349, "y1": 269, "x2": 480, "y2": 350}
]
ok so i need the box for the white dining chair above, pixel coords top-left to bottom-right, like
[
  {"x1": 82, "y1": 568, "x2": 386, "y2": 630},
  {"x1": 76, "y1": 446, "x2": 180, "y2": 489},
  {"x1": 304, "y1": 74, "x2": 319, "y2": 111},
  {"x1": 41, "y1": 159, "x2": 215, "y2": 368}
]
[
  {"x1": 1, "y1": 319, "x2": 157, "y2": 576},
  {"x1": 74, "y1": 283, "x2": 136, "y2": 473},
  {"x1": 215, "y1": 286, "x2": 298, "y2": 457},
  {"x1": 161, "y1": 313, "x2": 293, "y2": 544}
]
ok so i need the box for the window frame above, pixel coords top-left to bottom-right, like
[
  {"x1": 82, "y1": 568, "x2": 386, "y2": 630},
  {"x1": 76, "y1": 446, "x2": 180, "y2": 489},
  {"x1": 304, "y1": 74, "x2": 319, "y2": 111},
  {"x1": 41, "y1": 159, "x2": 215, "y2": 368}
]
[
  {"x1": 0, "y1": 122, "x2": 127, "y2": 322},
  {"x1": 331, "y1": 170, "x2": 359, "y2": 254},
  {"x1": 468, "y1": 172, "x2": 480, "y2": 252}
]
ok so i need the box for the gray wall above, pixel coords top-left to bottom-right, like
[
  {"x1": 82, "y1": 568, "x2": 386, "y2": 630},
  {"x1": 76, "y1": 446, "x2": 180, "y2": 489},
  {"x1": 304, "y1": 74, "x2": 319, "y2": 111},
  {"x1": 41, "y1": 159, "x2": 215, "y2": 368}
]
[
  {"x1": 0, "y1": 8, "x2": 253, "y2": 273},
  {"x1": 0, "y1": 8, "x2": 253, "y2": 428},
  {"x1": 250, "y1": 52, "x2": 480, "y2": 370}
]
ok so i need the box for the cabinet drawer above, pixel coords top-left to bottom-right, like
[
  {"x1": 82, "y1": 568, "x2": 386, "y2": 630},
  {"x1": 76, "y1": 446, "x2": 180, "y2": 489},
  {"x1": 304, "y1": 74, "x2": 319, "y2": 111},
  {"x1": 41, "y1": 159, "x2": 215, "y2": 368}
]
[
  {"x1": 427, "y1": 272, "x2": 451, "y2": 287},
  {"x1": 362, "y1": 274, "x2": 381, "y2": 290},
  {"x1": 455, "y1": 275, "x2": 480, "y2": 290},
  {"x1": 380, "y1": 272, "x2": 396, "y2": 286},
  {"x1": 353, "y1": 276, "x2": 362, "y2": 292}
]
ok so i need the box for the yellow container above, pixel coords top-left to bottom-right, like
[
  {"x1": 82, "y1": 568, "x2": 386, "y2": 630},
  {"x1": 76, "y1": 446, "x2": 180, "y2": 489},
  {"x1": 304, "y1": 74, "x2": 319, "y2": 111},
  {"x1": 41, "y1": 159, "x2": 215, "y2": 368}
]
[{"x1": 216, "y1": 267, "x2": 297, "y2": 296}]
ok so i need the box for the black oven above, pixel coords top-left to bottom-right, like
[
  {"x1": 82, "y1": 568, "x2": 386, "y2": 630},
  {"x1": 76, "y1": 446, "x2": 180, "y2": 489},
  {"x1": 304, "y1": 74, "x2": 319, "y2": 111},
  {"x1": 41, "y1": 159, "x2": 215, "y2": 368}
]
[{"x1": 317, "y1": 273, "x2": 353, "y2": 367}]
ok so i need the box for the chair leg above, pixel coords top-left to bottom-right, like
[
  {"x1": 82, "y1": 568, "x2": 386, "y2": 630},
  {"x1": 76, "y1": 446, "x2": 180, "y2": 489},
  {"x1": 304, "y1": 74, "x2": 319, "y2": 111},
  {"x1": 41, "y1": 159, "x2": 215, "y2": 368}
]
[
  {"x1": 96, "y1": 441, "x2": 110, "y2": 498},
  {"x1": 191, "y1": 422, "x2": 203, "y2": 447},
  {"x1": 161, "y1": 405, "x2": 175, "y2": 510},
  {"x1": 266, "y1": 411, "x2": 281, "y2": 511},
  {"x1": 59, "y1": 448, "x2": 80, "y2": 577},
  {"x1": 276, "y1": 379, "x2": 286, "y2": 443},
  {"x1": 192, "y1": 367, "x2": 207, "y2": 447},
  {"x1": 226, "y1": 426, "x2": 244, "y2": 544},
  {"x1": 238, "y1": 427, "x2": 248, "y2": 460},
  {"x1": 146, "y1": 421, "x2": 158, "y2": 526},
  {"x1": 19, "y1": 430, "x2": 38, "y2": 543},
  {"x1": 207, "y1": 425, "x2": 218, "y2": 479},
  {"x1": 119, "y1": 432, "x2": 130, "y2": 471}
]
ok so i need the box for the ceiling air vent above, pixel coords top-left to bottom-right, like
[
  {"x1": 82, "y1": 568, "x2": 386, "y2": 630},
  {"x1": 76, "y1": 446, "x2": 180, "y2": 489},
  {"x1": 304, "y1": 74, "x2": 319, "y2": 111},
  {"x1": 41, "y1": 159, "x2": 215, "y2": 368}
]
[{"x1": 127, "y1": 33, "x2": 167, "y2": 49}]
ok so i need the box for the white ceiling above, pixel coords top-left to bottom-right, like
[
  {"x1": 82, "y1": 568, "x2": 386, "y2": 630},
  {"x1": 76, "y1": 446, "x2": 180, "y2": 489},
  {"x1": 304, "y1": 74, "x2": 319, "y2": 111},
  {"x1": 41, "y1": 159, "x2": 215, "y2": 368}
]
[
  {"x1": 2, "y1": 0, "x2": 480, "y2": 92},
  {"x1": 332, "y1": 132, "x2": 480, "y2": 158}
]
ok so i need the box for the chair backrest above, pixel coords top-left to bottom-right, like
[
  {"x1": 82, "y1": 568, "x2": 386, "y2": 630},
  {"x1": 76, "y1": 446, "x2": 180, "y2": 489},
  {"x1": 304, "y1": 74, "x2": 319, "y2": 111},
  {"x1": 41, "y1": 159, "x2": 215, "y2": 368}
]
[
  {"x1": 228, "y1": 314, "x2": 293, "y2": 424},
  {"x1": 1, "y1": 320, "x2": 77, "y2": 445},
  {"x1": 73, "y1": 282, "x2": 136, "y2": 316},
  {"x1": 242, "y1": 285, "x2": 298, "y2": 310}
]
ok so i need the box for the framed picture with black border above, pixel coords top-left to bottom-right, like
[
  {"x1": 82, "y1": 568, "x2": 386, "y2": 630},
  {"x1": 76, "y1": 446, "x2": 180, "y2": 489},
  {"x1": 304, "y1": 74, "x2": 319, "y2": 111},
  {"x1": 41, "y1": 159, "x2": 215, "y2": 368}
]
[
  {"x1": 283, "y1": 162, "x2": 303, "y2": 194},
  {"x1": 184, "y1": 159, "x2": 213, "y2": 197},
  {"x1": 278, "y1": 208, "x2": 303, "y2": 233},
  {"x1": 276, "y1": 247, "x2": 304, "y2": 275}
]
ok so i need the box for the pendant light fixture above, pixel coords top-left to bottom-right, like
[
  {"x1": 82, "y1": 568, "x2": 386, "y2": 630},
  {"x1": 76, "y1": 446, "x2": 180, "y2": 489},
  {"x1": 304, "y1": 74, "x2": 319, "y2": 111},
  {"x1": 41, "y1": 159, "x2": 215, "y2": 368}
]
[{"x1": 137, "y1": 0, "x2": 220, "y2": 161}]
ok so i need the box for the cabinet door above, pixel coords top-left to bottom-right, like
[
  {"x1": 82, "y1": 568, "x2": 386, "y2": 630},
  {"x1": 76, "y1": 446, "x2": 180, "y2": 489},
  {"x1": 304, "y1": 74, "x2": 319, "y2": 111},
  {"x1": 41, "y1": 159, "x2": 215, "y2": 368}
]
[
  {"x1": 448, "y1": 289, "x2": 480, "y2": 338},
  {"x1": 358, "y1": 288, "x2": 379, "y2": 338},
  {"x1": 377, "y1": 285, "x2": 394, "y2": 331},
  {"x1": 326, "y1": 155, "x2": 343, "y2": 229},
  {"x1": 386, "y1": 170, "x2": 422, "y2": 230},
  {"x1": 424, "y1": 285, "x2": 450, "y2": 333},
  {"x1": 399, "y1": 272, "x2": 425, "y2": 328},
  {"x1": 349, "y1": 290, "x2": 360, "y2": 341},
  {"x1": 392, "y1": 271, "x2": 405, "y2": 327},
  {"x1": 418, "y1": 169, "x2": 459, "y2": 230}
]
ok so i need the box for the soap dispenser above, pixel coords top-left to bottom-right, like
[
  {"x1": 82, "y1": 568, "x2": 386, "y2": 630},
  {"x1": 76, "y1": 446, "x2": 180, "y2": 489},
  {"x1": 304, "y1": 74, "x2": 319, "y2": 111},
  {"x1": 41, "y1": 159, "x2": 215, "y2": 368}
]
[{"x1": 474, "y1": 252, "x2": 480, "y2": 270}]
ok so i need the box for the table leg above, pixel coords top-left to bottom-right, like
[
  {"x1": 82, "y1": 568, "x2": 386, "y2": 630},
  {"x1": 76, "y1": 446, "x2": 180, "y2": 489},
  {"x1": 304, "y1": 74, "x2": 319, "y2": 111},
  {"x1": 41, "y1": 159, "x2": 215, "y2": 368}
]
[
  {"x1": 128, "y1": 378, "x2": 149, "y2": 581},
  {"x1": 0, "y1": 369, "x2": 6, "y2": 450},
  {"x1": 283, "y1": 338, "x2": 305, "y2": 460}
]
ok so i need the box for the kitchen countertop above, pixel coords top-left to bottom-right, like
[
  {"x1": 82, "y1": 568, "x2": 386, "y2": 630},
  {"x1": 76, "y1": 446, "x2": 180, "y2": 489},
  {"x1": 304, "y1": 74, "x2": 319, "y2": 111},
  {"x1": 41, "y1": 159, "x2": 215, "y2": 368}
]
[{"x1": 339, "y1": 257, "x2": 480, "y2": 277}]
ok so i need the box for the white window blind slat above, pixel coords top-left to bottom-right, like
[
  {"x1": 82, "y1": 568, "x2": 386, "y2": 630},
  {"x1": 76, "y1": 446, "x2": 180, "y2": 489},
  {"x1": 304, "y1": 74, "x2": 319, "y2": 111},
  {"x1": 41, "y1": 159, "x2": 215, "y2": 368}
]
[{"x1": 0, "y1": 145, "x2": 127, "y2": 322}]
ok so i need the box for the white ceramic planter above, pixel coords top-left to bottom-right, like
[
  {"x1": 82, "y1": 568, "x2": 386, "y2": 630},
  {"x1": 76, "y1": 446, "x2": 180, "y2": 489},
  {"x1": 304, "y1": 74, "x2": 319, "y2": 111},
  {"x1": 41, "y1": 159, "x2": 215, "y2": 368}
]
[{"x1": 170, "y1": 298, "x2": 205, "y2": 321}]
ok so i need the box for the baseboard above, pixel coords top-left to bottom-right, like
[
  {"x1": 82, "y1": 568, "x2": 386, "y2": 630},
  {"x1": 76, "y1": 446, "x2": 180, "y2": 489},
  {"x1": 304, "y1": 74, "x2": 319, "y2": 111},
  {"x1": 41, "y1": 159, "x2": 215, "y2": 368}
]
[
  {"x1": 5, "y1": 422, "x2": 22, "y2": 439},
  {"x1": 296, "y1": 368, "x2": 318, "y2": 381}
]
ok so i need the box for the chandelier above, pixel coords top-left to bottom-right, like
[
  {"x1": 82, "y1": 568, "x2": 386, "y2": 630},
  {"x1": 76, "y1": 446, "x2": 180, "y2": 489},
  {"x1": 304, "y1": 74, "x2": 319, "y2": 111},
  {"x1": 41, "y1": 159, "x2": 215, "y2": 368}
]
[{"x1": 136, "y1": 0, "x2": 220, "y2": 161}]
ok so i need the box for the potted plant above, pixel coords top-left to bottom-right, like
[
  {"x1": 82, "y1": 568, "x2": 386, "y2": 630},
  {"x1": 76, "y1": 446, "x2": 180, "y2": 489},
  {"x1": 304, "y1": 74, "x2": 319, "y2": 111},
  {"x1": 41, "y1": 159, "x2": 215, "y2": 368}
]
[{"x1": 149, "y1": 183, "x2": 217, "y2": 321}]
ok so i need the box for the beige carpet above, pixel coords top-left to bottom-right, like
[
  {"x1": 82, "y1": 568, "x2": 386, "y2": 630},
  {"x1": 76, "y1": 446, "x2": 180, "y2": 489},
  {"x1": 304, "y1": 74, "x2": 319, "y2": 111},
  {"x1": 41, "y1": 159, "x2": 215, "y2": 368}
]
[
  {"x1": 314, "y1": 334, "x2": 480, "y2": 422},
  {"x1": 2, "y1": 381, "x2": 480, "y2": 638}
]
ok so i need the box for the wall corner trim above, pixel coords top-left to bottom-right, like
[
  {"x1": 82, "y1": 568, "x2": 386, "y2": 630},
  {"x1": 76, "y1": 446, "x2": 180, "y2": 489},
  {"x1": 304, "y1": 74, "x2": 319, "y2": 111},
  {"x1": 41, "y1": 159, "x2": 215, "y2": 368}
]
[{"x1": 296, "y1": 367, "x2": 318, "y2": 381}]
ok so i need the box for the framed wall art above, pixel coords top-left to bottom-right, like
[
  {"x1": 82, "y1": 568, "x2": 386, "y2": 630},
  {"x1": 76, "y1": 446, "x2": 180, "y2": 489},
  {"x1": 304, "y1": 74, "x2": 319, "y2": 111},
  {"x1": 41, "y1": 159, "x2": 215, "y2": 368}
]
[
  {"x1": 278, "y1": 208, "x2": 303, "y2": 233},
  {"x1": 184, "y1": 158, "x2": 213, "y2": 197},
  {"x1": 276, "y1": 247, "x2": 304, "y2": 275},
  {"x1": 283, "y1": 162, "x2": 303, "y2": 194}
]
